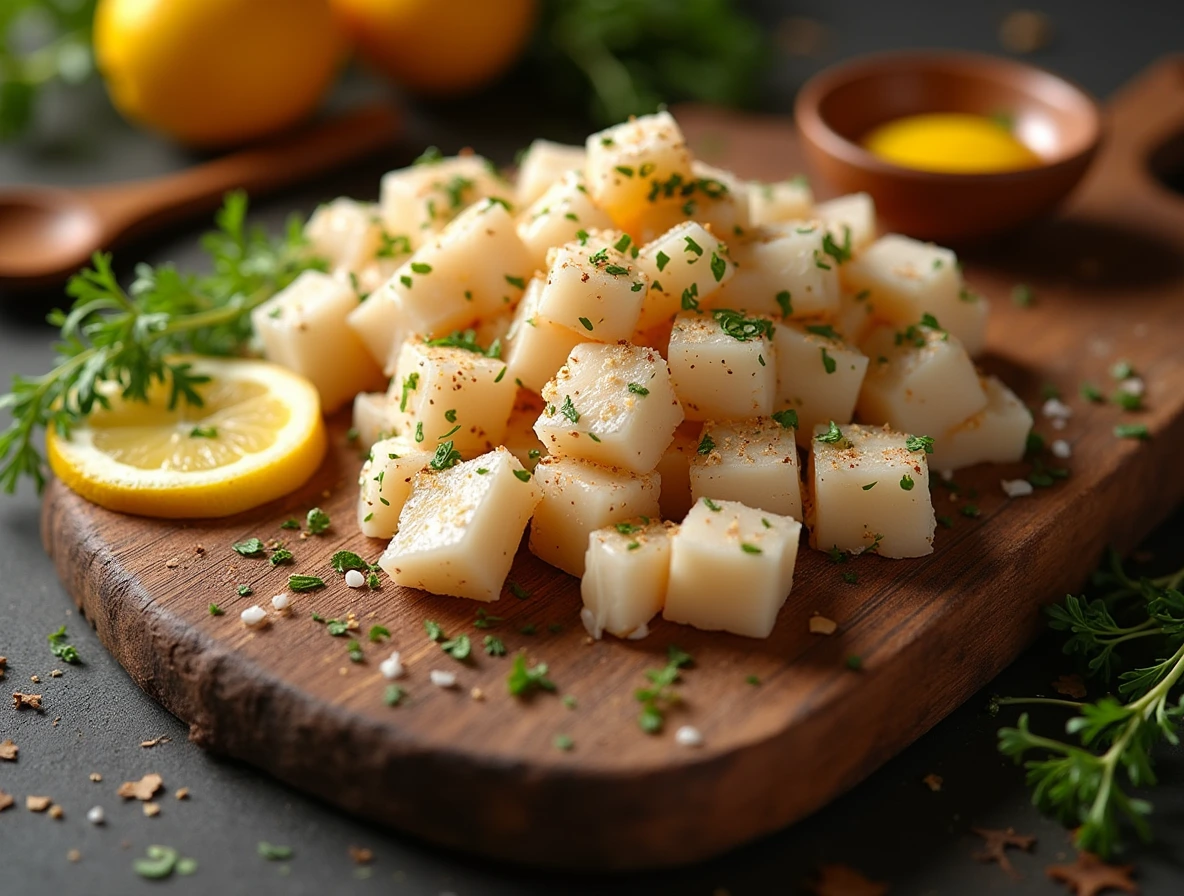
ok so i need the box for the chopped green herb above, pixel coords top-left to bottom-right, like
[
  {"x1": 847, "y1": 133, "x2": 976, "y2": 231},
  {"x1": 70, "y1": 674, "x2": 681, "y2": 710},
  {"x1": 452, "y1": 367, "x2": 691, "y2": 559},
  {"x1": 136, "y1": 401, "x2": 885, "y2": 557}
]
[
  {"x1": 1011, "y1": 284, "x2": 1035, "y2": 307},
  {"x1": 513, "y1": 469, "x2": 532, "y2": 482},
  {"x1": 347, "y1": 639, "x2": 365, "y2": 663},
  {"x1": 505, "y1": 274, "x2": 526, "y2": 290},
  {"x1": 268, "y1": 548, "x2": 294, "y2": 567},
  {"x1": 604, "y1": 264, "x2": 630, "y2": 276},
  {"x1": 899, "y1": 474, "x2": 915, "y2": 491},
  {"x1": 560, "y1": 395, "x2": 580, "y2": 423},
  {"x1": 845, "y1": 654, "x2": 863, "y2": 671},
  {"x1": 424, "y1": 619, "x2": 444, "y2": 641},
  {"x1": 399, "y1": 372, "x2": 419, "y2": 411},
  {"x1": 509, "y1": 581, "x2": 530, "y2": 600},
  {"x1": 820, "y1": 347, "x2": 836, "y2": 374},
  {"x1": 232, "y1": 538, "x2": 266, "y2": 557},
  {"x1": 483, "y1": 635, "x2": 507, "y2": 657},
  {"x1": 821, "y1": 226, "x2": 853, "y2": 265},
  {"x1": 681, "y1": 282, "x2": 700, "y2": 311},
  {"x1": 937, "y1": 514, "x2": 953, "y2": 528},
  {"x1": 578, "y1": 316, "x2": 594, "y2": 331},
  {"x1": 1112, "y1": 390, "x2": 1143, "y2": 412},
  {"x1": 368, "y1": 625, "x2": 391, "y2": 643},
  {"x1": 1110, "y1": 360, "x2": 1135, "y2": 381},
  {"x1": 746, "y1": 674, "x2": 761, "y2": 686},
  {"x1": 684, "y1": 236, "x2": 703, "y2": 256},
  {"x1": 1114, "y1": 423, "x2": 1149, "y2": 440},
  {"x1": 507, "y1": 653, "x2": 556, "y2": 697},
  {"x1": 474, "y1": 609, "x2": 503, "y2": 630},
  {"x1": 236, "y1": 584, "x2": 252, "y2": 597},
  {"x1": 961, "y1": 503, "x2": 981, "y2": 518},
  {"x1": 288, "y1": 575, "x2": 325, "y2": 592},
  {"x1": 842, "y1": 570, "x2": 858, "y2": 584},
  {"x1": 655, "y1": 250, "x2": 670, "y2": 271},
  {"x1": 189, "y1": 425, "x2": 217, "y2": 439},
  {"x1": 702, "y1": 497, "x2": 722, "y2": 512},
  {"x1": 209, "y1": 603, "x2": 225, "y2": 616},
  {"x1": 635, "y1": 645, "x2": 693, "y2": 734},
  {"x1": 414, "y1": 422, "x2": 424, "y2": 443},
  {"x1": 279, "y1": 518, "x2": 300, "y2": 530},
  {"x1": 740, "y1": 543, "x2": 762, "y2": 554},
  {"x1": 710, "y1": 252, "x2": 727, "y2": 282},
  {"x1": 305, "y1": 508, "x2": 330, "y2": 534},
  {"x1": 423, "y1": 329, "x2": 502, "y2": 357},
  {"x1": 775, "y1": 290, "x2": 793, "y2": 317},
  {"x1": 410, "y1": 262, "x2": 432, "y2": 275},
  {"x1": 441, "y1": 634, "x2": 471, "y2": 661},
  {"x1": 563, "y1": 694, "x2": 578, "y2": 709},
  {"x1": 134, "y1": 845, "x2": 180, "y2": 879},
  {"x1": 429, "y1": 439, "x2": 463, "y2": 471},
  {"x1": 553, "y1": 734, "x2": 574, "y2": 752},
  {"x1": 627, "y1": 382, "x2": 650, "y2": 396},
  {"x1": 520, "y1": 623, "x2": 537, "y2": 635},
  {"x1": 257, "y1": 842, "x2": 293, "y2": 861},
  {"x1": 713, "y1": 308, "x2": 773, "y2": 342},
  {"x1": 614, "y1": 233, "x2": 632, "y2": 253},
  {"x1": 862, "y1": 482, "x2": 877, "y2": 490},
  {"x1": 815, "y1": 420, "x2": 849, "y2": 446},
  {"x1": 384, "y1": 685, "x2": 406, "y2": 706},
  {"x1": 1080, "y1": 382, "x2": 1104, "y2": 403},
  {"x1": 771, "y1": 409, "x2": 798, "y2": 429}
]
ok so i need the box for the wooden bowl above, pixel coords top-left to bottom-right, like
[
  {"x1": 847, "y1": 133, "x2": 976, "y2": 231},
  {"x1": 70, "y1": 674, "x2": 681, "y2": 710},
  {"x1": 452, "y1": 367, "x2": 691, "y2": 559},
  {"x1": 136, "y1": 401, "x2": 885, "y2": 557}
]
[{"x1": 794, "y1": 51, "x2": 1102, "y2": 242}]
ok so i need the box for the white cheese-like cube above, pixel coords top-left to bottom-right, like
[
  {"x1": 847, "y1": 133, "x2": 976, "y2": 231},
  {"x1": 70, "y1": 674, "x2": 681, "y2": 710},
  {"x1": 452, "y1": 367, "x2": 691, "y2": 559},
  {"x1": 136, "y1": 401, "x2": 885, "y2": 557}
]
[
  {"x1": 668, "y1": 312, "x2": 777, "y2": 421},
  {"x1": 346, "y1": 288, "x2": 413, "y2": 374},
  {"x1": 502, "y1": 392, "x2": 548, "y2": 470},
  {"x1": 835, "y1": 286, "x2": 878, "y2": 346},
  {"x1": 517, "y1": 171, "x2": 614, "y2": 270},
  {"x1": 815, "y1": 192, "x2": 876, "y2": 252},
  {"x1": 747, "y1": 177, "x2": 813, "y2": 227},
  {"x1": 251, "y1": 270, "x2": 384, "y2": 412},
  {"x1": 930, "y1": 376, "x2": 1033, "y2": 470},
  {"x1": 529, "y1": 457, "x2": 661, "y2": 577},
  {"x1": 581, "y1": 518, "x2": 675, "y2": 639},
  {"x1": 379, "y1": 154, "x2": 509, "y2": 248},
  {"x1": 773, "y1": 321, "x2": 869, "y2": 447},
  {"x1": 357, "y1": 437, "x2": 433, "y2": 538},
  {"x1": 712, "y1": 223, "x2": 841, "y2": 319},
  {"x1": 387, "y1": 336, "x2": 515, "y2": 453},
  {"x1": 841, "y1": 234, "x2": 987, "y2": 355},
  {"x1": 622, "y1": 161, "x2": 750, "y2": 244},
  {"x1": 585, "y1": 111, "x2": 694, "y2": 225},
  {"x1": 808, "y1": 422, "x2": 936, "y2": 559},
  {"x1": 504, "y1": 275, "x2": 588, "y2": 394},
  {"x1": 635, "y1": 221, "x2": 736, "y2": 331},
  {"x1": 353, "y1": 392, "x2": 395, "y2": 448},
  {"x1": 664, "y1": 499, "x2": 801, "y2": 638},
  {"x1": 654, "y1": 421, "x2": 700, "y2": 521},
  {"x1": 689, "y1": 418, "x2": 802, "y2": 519},
  {"x1": 534, "y1": 342, "x2": 683, "y2": 474},
  {"x1": 384, "y1": 199, "x2": 532, "y2": 336},
  {"x1": 305, "y1": 198, "x2": 389, "y2": 276},
  {"x1": 516, "y1": 139, "x2": 587, "y2": 207},
  {"x1": 537, "y1": 241, "x2": 647, "y2": 341},
  {"x1": 857, "y1": 322, "x2": 988, "y2": 438},
  {"x1": 379, "y1": 447, "x2": 541, "y2": 601}
]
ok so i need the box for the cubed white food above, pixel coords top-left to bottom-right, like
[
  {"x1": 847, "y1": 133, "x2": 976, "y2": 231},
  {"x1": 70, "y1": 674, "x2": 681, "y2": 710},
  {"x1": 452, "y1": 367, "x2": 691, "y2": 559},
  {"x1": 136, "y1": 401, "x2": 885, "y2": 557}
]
[
  {"x1": 654, "y1": 421, "x2": 700, "y2": 520},
  {"x1": 502, "y1": 392, "x2": 548, "y2": 470},
  {"x1": 346, "y1": 286, "x2": 413, "y2": 373},
  {"x1": 667, "y1": 312, "x2": 777, "y2": 421},
  {"x1": 584, "y1": 111, "x2": 694, "y2": 225},
  {"x1": 808, "y1": 422, "x2": 936, "y2": 559},
  {"x1": 380, "y1": 154, "x2": 509, "y2": 248},
  {"x1": 664, "y1": 499, "x2": 801, "y2": 638},
  {"x1": 353, "y1": 391, "x2": 395, "y2": 448},
  {"x1": 929, "y1": 376, "x2": 1033, "y2": 471},
  {"x1": 504, "y1": 276, "x2": 587, "y2": 394},
  {"x1": 712, "y1": 223, "x2": 841, "y2": 319},
  {"x1": 251, "y1": 270, "x2": 384, "y2": 412},
  {"x1": 841, "y1": 234, "x2": 987, "y2": 355},
  {"x1": 529, "y1": 457, "x2": 661, "y2": 577},
  {"x1": 357, "y1": 437, "x2": 434, "y2": 538},
  {"x1": 387, "y1": 336, "x2": 515, "y2": 453},
  {"x1": 834, "y1": 287, "x2": 878, "y2": 346},
  {"x1": 747, "y1": 177, "x2": 813, "y2": 227},
  {"x1": 534, "y1": 342, "x2": 684, "y2": 474},
  {"x1": 379, "y1": 447, "x2": 541, "y2": 601},
  {"x1": 634, "y1": 221, "x2": 736, "y2": 331},
  {"x1": 623, "y1": 161, "x2": 749, "y2": 243},
  {"x1": 581, "y1": 517, "x2": 675, "y2": 639},
  {"x1": 537, "y1": 240, "x2": 648, "y2": 341},
  {"x1": 857, "y1": 322, "x2": 988, "y2": 437},
  {"x1": 515, "y1": 139, "x2": 587, "y2": 207},
  {"x1": 773, "y1": 321, "x2": 869, "y2": 447},
  {"x1": 304, "y1": 198, "x2": 388, "y2": 276},
  {"x1": 689, "y1": 418, "x2": 802, "y2": 519},
  {"x1": 517, "y1": 171, "x2": 614, "y2": 270},
  {"x1": 815, "y1": 192, "x2": 876, "y2": 252},
  {"x1": 384, "y1": 198, "x2": 532, "y2": 336}
]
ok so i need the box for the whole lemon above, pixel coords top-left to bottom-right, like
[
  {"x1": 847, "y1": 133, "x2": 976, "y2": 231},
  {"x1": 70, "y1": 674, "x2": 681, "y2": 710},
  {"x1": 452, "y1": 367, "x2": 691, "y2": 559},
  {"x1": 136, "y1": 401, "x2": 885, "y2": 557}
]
[
  {"x1": 329, "y1": 0, "x2": 536, "y2": 96},
  {"x1": 94, "y1": 0, "x2": 345, "y2": 147}
]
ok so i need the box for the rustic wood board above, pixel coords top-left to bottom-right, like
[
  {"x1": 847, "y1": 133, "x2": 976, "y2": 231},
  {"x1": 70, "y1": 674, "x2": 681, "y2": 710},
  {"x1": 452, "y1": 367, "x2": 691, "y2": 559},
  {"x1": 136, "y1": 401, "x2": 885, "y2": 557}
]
[{"x1": 42, "y1": 59, "x2": 1184, "y2": 870}]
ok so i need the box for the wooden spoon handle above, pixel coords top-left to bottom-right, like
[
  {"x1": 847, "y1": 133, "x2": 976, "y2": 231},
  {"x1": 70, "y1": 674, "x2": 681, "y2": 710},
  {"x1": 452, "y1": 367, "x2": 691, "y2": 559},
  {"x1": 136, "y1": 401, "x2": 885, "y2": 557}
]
[{"x1": 83, "y1": 103, "x2": 400, "y2": 237}]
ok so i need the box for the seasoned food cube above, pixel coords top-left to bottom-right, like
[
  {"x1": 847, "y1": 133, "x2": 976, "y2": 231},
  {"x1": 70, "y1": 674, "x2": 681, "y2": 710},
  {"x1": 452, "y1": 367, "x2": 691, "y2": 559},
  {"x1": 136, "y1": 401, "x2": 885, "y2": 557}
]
[
  {"x1": 773, "y1": 321, "x2": 869, "y2": 446},
  {"x1": 529, "y1": 457, "x2": 661, "y2": 577},
  {"x1": 667, "y1": 312, "x2": 777, "y2": 421},
  {"x1": 857, "y1": 321, "x2": 988, "y2": 437},
  {"x1": 385, "y1": 198, "x2": 533, "y2": 336},
  {"x1": 581, "y1": 518, "x2": 676, "y2": 639},
  {"x1": 502, "y1": 392, "x2": 548, "y2": 470},
  {"x1": 689, "y1": 418, "x2": 802, "y2": 519},
  {"x1": 585, "y1": 111, "x2": 694, "y2": 225},
  {"x1": 346, "y1": 289, "x2": 413, "y2": 374},
  {"x1": 357, "y1": 437, "x2": 433, "y2": 538},
  {"x1": 305, "y1": 198, "x2": 389, "y2": 276},
  {"x1": 536, "y1": 240, "x2": 648, "y2": 341},
  {"x1": 517, "y1": 171, "x2": 614, "y2": 270},
  {"x1": 712, "y1": 222, "x2": 841, "y2": 319},
  {"x1": 654, "y1": 421, "x2": 701, "y2": 521},
  {"x1": 353, "y1": 392, "x2": 395, "y2": 448},
  {"x1": 635, "y1": 221, "x2": 736, "y2": 331},
  {"x1": 379, "y1": 447, "x2": 541, "y2": 601},
  {"x1": 929, "y1": 376, "x2": 1033, "y2": 471},
  {"x1": 835, "y1": 286, "x2": 878, "y2": 346},
  {"x1": 516, "y1": 139, "x2": 587, "y2": 207},
  {"x1": 664, "y1": 498, "x2": 801, "y2": 639},
  {"x1": 622, "y1": 161, "x2": 750, "y2": 244},
  {"x1": 747, "y1": 177, "x2": 814, "y2": 227},
  {"x1": 504, "y1": 276, "x2": 588, "y2": 394},
  {"x1": 841, "y1": 234, "x2": 987, "y2": 355},
  {"x1": 534, "y1": 342, "x2": 683, "y2": 474},
  {"x1": 808, "y1": 422, "x2": 936, "y2": 558},
  {"x1": 815, "y1": 192, "x2": 876, "y2": 252},
  {"x1": 379, "y1": 154, "x2": 509, "y2": 248},
  {"x1": 251, "y1": 270, "x2": 384, "y2": 412},
  {"x1": 387, "y1": 336, "x2": 515, "y2": 453}
]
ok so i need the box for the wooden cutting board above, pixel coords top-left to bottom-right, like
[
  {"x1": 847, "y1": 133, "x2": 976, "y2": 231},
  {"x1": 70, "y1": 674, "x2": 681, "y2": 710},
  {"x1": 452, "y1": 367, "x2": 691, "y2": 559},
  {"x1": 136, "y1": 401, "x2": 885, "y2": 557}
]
[{"x1": 41, "y1": 59, "x2": 1184, "y2": 870}]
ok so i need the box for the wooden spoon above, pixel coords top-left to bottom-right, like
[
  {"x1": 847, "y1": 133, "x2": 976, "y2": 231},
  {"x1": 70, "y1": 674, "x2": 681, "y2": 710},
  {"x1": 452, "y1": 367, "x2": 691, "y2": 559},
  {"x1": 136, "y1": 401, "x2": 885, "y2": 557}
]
[{"x1": 0, "y1": 103, "x2": 400, "y2": 287}]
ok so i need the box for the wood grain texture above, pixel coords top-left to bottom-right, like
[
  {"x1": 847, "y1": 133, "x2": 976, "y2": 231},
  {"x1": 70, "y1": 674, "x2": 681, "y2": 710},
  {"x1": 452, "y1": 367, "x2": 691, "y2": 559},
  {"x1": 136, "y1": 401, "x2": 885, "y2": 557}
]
[{"x1": 41, "y1": 59, "x2": 1184, "y2": 870}]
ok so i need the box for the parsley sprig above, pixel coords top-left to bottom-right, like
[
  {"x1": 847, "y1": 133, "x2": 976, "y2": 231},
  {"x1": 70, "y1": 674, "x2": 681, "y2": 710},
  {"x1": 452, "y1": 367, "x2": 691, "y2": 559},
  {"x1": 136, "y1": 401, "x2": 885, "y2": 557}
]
[
  {"x1": 0, "y1": 192, "x2": 323, "y2": 492},
  {"x1": 636, "y1": 645, "x2": 692, "y2": 733}
]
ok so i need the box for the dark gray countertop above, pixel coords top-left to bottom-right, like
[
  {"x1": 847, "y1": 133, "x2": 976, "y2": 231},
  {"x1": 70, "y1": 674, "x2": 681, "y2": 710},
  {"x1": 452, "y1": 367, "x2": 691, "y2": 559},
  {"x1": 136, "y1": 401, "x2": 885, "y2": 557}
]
[{"x1": 2, "y1": 1, "x2": 1183, "y2": 892}]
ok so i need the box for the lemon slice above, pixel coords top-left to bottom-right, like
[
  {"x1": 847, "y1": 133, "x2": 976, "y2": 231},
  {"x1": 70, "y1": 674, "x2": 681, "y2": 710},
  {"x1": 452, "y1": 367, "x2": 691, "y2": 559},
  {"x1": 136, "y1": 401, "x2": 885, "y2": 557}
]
[{"x1": 47, "y1": 357, "x2": 326, "y2": 519}]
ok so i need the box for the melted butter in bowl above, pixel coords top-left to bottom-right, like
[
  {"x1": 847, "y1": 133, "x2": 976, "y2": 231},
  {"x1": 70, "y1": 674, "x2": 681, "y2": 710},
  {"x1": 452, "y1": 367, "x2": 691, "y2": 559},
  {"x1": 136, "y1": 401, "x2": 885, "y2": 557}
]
[{"x1": 862, "y1": 112, "x2": 1042, "y2": 174}]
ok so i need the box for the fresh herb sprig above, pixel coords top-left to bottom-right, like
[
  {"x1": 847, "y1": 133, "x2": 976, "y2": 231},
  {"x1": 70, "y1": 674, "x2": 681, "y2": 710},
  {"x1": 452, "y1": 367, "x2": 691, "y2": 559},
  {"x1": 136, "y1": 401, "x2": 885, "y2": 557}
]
[
  {"x1": 994, "y1": 549, "x2": 1184, "y2": 858},
  {"x1": 0, "y1": 192, "x2": 323, "y2": 493}
]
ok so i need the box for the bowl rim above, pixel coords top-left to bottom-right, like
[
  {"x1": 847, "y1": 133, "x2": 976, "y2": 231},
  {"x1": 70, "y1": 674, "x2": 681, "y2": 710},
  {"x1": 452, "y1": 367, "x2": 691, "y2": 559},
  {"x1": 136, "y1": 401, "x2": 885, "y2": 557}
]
[{"x1": 793, "y1": 49, "x2": 1104, "y2": 185}]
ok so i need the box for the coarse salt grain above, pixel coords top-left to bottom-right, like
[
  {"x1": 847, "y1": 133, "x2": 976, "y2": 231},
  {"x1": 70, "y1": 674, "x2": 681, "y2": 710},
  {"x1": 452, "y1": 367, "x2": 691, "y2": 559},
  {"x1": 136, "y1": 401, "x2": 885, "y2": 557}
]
[
  {"x1": 580, "y1": 607, "x2": 602, "y2": 640},
  {"x1": 1042, "y1": 398, "x2": 1072, "y2": 421},
  {"x1": 675, "y1": 725, "x2": 703, "y2": 747},
  {"x1": 86, "y1": 806, "x2": 104, "y2": 825},
  {"x1": 240, "y1": 606, "x2": 267, "y2": 626},
  {"x1": 345, "y1": 569, "x2": 366, "y2": 589},
  {"x1": 1119, "y1": 377, "x2": 1145, "y2": 396},
  {"x1": 429, "y1": 669, "x2": 457, "y2": 688},
  {"x1": 379, "y1": 652, "x2": 404, "y2": 680},
  {"x1": 1001, "y1": 479, "x2": 1034, "y2": 498},
  {"x1": 270, "y1": 593, "x2": 290, "y2": 611},
  {"x1": 1051, "y1": 439, "x2": 1072, "y2": 459}
]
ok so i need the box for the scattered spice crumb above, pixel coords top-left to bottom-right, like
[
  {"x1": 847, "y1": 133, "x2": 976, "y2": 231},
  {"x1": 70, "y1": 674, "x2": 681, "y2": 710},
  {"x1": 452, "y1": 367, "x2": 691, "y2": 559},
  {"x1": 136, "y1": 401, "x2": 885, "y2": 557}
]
[
  {"x1": 348, "y1": 846, "x2": 374, "y2": 865},
  {"x1": 1052, "y1": 674, "x2": 1087, "y2": 699},
  {"x1": 973, "y1": 827, "x2": 1037, "y2": 879},
  {"x1": 13, "y1": 692, "x2": 42, "y2": 710},
  {"x1": 0, "y1": 790, "x2": 13, "y2": 811},
  {"x1": 89, "y1": 773, "x2": 102, "y2": 783},
  {"x1": 140, "y1": 735, "x2": 171, "y2": 749},
  {"x1": 175, "y1": 787, "x2": 190, "y2": 800},
  {"x1": 67, "y1": 849, "x2": 82, "y2": 863},
  {"x1": 922, "y1": 773, "x2": 942, "y2": 792},
  {"x1": 808, "y1": 614, "x2": 837, "y2": 635},
  {"x1": 808, "y1": 863, "x2": 888, "y2": 896},
  {"x1": 1046, "y1": 851, "x2": 1137, "y2": 896},
  {"x1": 143, "y1": 802, "x2": 161, "y2": 818},
  {"x1": 165, "y1": 557, "x2": 180, "y2": 569},
  {"x1": 26, "y1": 795, "x2": 51, "y2": 812},
  {"x1": 470, "y1": 687, "x2": 485, "y2": 701},
  {"x1": 118, "y1": 773, "x2": 163, "y2": 801},
  {"x1": 49, "y1": 804, "x2": 64, "y2": 820},
  {"x1": 29, "y1": 674, "x2": 39, "y2": 684},
  {"x1": 50, "y1": 669, "x2": 62, "y2": 678},
  {"x1": 0, "y1": 739, "x2": 16, "y2": 761}
]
